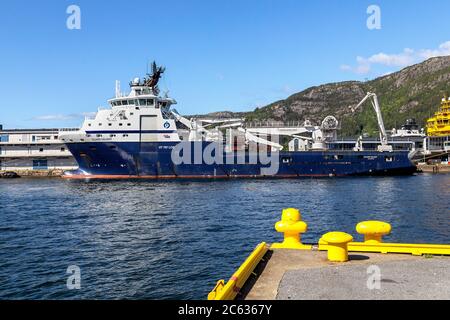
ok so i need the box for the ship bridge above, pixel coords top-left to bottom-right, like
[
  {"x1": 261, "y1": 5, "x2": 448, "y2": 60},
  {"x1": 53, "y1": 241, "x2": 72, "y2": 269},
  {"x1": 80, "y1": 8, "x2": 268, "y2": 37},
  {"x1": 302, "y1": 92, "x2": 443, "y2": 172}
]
[
  {"x1": 107, "y1": 61, "x2": 177, "y2": 111},
  {"x1": 60, "y1": 61, "x2": 181, "y2": 146}
]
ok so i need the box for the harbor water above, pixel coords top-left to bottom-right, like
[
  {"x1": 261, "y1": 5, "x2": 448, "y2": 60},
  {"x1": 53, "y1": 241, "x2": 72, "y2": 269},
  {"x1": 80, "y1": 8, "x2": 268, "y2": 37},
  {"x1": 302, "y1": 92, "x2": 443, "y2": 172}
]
[{"x1": 0, "y1": 175, "x2": 449, "y2": 299}]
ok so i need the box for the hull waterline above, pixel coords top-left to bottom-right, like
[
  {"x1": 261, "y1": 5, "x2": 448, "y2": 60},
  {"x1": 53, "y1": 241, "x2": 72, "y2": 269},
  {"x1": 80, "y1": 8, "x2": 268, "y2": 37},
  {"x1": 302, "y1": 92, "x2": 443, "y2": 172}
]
[{"x1": 62, "y1": 142, "x2": 417, "y2": 179}]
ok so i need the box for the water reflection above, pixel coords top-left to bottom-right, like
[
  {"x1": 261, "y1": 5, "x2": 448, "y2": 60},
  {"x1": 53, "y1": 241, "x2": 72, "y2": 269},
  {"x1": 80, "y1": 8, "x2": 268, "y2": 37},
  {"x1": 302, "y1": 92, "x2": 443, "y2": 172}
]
[{"x1": 0, "y1": 175, "x2": 449, "y2": 299}]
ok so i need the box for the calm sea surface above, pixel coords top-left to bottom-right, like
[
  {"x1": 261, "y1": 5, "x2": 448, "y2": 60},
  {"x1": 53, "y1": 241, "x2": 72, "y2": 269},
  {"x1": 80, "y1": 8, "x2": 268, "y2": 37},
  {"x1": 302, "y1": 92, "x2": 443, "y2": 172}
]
[{"x1": 0, "y1": 175, "x2": 449, "y2": 299}]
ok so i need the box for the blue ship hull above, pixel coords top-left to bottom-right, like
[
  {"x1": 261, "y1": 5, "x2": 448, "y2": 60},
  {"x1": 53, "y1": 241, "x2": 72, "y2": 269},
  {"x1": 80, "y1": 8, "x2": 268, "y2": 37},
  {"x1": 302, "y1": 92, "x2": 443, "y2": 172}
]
[{"x1": 63, "y1": 142, "x2": 417, "y2": 179}]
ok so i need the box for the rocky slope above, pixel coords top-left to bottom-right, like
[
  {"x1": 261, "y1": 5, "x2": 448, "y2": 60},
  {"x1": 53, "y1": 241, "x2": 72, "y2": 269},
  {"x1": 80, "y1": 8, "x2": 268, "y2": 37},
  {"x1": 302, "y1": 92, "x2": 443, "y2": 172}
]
[{"x1": 201, "y1": 56, "x2": 450, "y2": 137}]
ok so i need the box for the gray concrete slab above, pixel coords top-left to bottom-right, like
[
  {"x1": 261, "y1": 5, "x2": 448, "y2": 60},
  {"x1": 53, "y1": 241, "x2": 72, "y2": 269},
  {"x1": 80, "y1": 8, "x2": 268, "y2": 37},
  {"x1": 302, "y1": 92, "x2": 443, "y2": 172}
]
[
  {"x1": 277, "y1": 257, "x2": 450, "y2": 300},
  {"x1": 244, "y1": 249, "x2": 426, "y2": 300}
]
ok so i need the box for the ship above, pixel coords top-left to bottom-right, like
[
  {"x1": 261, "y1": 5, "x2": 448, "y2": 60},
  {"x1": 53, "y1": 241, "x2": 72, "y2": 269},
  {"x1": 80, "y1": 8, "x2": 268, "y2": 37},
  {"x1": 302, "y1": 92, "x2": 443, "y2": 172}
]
[
  {"x1": 391, "y1": 118, "x2": 425, "y2": 139},
  {"x1": 60, "y1": 63, "x2": 417, "y2": 179},
  {"x1": 427, "y1": 96, "x2": 450, "y2": 136}
]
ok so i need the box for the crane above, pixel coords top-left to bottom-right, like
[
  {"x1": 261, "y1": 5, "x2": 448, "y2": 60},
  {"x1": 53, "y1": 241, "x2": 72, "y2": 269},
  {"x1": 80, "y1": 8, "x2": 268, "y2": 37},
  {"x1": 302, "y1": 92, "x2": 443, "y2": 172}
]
[
  {"x1": 236, "y1": 128, "x2": 284, "y2": 151},
  {"x1": 170, "y1": 110, "x2": 211, "y2": 141},
  {"x1": 351, "y1": 92, "x2": 393, "y2": 152}
]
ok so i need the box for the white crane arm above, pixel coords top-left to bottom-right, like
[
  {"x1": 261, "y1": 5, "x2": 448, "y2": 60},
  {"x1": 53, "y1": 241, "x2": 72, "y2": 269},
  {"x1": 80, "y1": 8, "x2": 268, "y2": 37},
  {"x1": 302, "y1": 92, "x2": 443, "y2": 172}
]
[
  {"x1": 217, "y1": 122, "x2": 243, "y2": 129},
  {"x1": 237, "y1": 128, "x2": 283, "y2": 151},
  {"x1": 171, "y1": 110, "x2": 194, "y2": 130},
  {"x1": 352, "y1": 93, "x2": 373, "y2": 112},
  {"x1": 370, "y1": 96, "x2": 388, "y2": 144},
  {"x1": 351, "y1": 92, "x2": 391, "y2": 151}
]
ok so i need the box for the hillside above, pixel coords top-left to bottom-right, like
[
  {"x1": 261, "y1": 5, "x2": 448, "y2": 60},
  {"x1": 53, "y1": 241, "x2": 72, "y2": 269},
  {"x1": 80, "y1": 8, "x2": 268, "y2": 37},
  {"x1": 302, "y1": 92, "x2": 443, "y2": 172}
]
[{"x1": 201, "y1": 56, "x2": 450, "y2": 137}]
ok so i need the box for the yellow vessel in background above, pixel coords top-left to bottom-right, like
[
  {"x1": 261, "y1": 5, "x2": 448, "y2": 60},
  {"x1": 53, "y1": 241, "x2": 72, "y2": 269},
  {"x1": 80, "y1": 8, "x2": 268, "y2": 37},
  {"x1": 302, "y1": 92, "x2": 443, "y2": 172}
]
[{"x1": 427, "y1": 95, "x2": 450, "y2": 136}]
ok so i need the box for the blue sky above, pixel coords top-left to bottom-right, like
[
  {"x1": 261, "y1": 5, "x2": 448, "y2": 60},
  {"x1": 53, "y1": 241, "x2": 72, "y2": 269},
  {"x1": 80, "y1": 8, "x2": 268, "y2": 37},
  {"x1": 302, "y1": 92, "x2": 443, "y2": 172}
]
[{"x1": 1, "y1": 0, "x2": 450, "y2": 129}]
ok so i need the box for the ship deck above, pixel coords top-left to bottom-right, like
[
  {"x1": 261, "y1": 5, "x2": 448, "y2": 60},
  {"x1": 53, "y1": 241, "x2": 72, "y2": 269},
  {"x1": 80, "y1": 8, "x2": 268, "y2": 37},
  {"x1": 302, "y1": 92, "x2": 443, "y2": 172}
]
[{"x1": 242, "y1": 249, "x2": 450, "y2": 300}]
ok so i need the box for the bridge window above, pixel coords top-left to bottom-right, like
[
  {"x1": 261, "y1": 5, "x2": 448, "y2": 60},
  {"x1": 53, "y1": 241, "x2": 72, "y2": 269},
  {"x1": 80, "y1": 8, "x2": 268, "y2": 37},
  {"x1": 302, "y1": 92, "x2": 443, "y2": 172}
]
[
  {"x1": 122, "y1": 100, "x2": 128, "y2": 105},
  {"x1": 146, "y1": 99, "x2": 154, "y2": 106},
  {"x1": 139, "y1": 99, "x2": 147, "y2": 106},
  {"x1": 128, "y1": 100, "x2": 134, "y2": 105}
]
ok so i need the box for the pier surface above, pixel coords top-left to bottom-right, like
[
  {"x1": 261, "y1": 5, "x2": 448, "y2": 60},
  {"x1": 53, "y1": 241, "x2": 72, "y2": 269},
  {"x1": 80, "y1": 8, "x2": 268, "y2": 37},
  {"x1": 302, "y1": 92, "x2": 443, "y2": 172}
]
[
  {"x1": 0, "y1": 170, "x2": 65, "y2": 177},
  {"x1": 244, "y1": 249, "x2": 450, "y2": 300},
  {"x1": 417, "y1": 164, "x2": 450, "y2": 174}
]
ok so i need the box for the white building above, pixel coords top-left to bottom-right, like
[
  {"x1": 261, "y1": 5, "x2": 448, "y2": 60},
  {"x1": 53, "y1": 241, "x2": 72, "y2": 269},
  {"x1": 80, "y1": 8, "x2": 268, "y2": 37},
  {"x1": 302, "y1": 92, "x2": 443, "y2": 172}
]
[{"x1": 0, "y1": 127, "x2": 78, "y2": 172}]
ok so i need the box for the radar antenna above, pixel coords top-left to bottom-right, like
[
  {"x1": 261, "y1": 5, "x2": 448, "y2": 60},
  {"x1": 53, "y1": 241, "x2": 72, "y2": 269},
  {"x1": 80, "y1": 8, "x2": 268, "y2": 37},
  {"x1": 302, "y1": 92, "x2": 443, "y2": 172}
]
[{"x1": 144, "y1": 61, "x2": 166, "y2": 95}]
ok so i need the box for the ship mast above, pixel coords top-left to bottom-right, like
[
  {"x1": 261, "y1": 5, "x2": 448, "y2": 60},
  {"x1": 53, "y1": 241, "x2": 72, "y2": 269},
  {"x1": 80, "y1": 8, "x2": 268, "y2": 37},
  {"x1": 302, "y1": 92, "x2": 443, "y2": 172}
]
[{"x1": 144, "y1": 61, "x2": 166, "y2": 95}]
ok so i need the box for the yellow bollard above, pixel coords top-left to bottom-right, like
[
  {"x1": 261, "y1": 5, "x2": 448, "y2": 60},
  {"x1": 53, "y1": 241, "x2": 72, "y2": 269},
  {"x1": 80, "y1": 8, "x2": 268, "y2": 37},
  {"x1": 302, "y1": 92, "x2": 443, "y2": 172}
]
[
  {"x1": 271, "y1": 208, "x2": 311, "y2": 250},
  {"x1": 321, "y1": 232, "x2": 353, "y2": 262},
  {"x1": 356, "y1": 221, "x2": 391, "y2": 243}
]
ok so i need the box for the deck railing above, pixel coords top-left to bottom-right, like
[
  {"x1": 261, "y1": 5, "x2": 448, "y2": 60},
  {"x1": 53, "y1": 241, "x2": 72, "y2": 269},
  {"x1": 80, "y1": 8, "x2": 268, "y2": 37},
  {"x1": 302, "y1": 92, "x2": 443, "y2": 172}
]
[{"x1": 245, "y1": 121, "x2": 317, "y2": 128}]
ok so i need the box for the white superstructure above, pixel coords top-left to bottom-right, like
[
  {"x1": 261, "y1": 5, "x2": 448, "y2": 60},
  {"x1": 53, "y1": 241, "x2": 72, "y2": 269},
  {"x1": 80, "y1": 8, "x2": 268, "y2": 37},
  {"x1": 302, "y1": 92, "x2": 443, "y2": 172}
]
[
  {"x1": 391, "y1": 119, "x2": 426, "y2": 139},
  {"x1": 59, "y1": 62, "x2": 337, "y2": 152},
  {"x1": 60, "y1": 64, "x2": 180, "y2": 145},
  {"x1": 0, "y1": 127, "x2": 78, "y2": 171}
]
